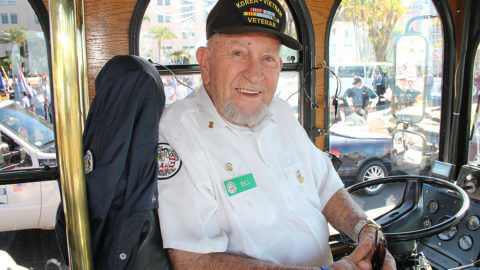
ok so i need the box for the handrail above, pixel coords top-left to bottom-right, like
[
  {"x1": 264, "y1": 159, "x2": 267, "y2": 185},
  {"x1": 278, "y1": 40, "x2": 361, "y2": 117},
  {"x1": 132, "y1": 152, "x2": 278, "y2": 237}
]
[
  {"x1": 49, "y1": 0, "x2": 93, "y2": 268},
  {"x1": 0, "y1": 167, "x2": 59, "y2": 184}
]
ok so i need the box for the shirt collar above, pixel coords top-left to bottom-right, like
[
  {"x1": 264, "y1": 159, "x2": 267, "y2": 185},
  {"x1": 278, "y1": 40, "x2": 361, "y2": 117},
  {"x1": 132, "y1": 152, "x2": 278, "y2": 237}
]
[{"x1": 197, "y1": 85, "x2": 228, "y2": 131}]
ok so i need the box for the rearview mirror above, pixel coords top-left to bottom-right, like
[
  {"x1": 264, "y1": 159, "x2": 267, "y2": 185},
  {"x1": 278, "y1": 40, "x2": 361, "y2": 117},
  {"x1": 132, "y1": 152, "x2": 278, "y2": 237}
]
[
  {"x1": 0, "y1": 142, "x2": 10, "y2": 167},
  {"x1": 392, "y1": 33, "x2": 429, "y2": 123},
  {"x1": 393, "y1": 130, "x2": 426, "y2": 166}
]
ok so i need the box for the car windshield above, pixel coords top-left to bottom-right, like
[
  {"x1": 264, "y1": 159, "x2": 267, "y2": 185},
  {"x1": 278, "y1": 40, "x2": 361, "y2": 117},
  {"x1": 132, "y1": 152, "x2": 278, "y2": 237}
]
[{"x1": 0, "y1": 104, "x2": 54, "y2": 147}]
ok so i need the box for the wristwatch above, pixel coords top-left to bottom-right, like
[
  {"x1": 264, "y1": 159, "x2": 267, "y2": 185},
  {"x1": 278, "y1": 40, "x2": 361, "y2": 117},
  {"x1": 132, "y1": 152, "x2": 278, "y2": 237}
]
[{"x1": 353, "y1": 218, "x2": 381, "y2": 243}]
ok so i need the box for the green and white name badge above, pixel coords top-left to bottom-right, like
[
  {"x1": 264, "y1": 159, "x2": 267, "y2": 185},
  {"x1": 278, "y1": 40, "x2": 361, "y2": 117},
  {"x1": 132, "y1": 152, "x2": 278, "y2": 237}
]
[{"x1": 224, "y1": 173, "x2": 257, "y2": 196}]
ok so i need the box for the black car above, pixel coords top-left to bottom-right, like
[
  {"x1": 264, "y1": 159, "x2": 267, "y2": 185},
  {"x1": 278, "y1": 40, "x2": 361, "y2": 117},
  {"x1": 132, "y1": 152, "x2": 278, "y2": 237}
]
[{"x1": 329, "y1": 131, "x2": 394, "y2": 195}]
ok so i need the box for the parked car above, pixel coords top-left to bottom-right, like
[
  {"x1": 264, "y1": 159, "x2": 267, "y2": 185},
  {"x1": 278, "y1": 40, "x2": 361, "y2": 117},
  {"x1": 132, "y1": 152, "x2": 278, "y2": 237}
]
[
  {"x1": 0, "y1": 101, "x2": 59, "y2": 232},
  {"x1": 329, "y1": 130, "x2": 394, "y2": 195}
]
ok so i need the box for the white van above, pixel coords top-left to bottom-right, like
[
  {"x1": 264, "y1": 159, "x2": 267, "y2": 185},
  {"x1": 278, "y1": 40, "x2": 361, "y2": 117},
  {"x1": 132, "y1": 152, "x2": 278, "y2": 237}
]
[
  {"x1": 328, "y1": 62, "x2": 393, "y2": 98},
  {"x1": 0, "y1": 100, "x2": 59, "y2": 232}
]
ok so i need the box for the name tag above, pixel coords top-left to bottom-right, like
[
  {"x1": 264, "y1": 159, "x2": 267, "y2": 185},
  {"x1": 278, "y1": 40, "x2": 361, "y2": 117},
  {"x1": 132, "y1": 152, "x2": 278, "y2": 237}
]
[{"x1": 224, "y1": 173, "x2": 257, "y2": 197}]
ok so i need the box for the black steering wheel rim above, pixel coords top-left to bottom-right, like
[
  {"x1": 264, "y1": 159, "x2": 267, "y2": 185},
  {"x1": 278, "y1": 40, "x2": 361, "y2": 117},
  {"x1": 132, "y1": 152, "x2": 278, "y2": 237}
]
[{"x1": 347, "y1": 175, "x2": 470, "y2": 242}]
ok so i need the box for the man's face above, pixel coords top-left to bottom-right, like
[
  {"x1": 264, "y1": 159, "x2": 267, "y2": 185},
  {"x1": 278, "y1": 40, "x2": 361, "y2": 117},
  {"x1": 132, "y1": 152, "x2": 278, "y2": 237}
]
[{"x1": 196, "y1": 32, "x2": 283, "y2": 127}]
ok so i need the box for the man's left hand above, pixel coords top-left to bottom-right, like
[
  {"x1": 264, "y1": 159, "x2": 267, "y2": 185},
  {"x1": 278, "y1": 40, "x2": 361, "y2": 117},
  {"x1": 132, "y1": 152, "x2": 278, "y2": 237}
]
[{"x1": 356, "y1": 226, "x2": 396, "y2": 270}]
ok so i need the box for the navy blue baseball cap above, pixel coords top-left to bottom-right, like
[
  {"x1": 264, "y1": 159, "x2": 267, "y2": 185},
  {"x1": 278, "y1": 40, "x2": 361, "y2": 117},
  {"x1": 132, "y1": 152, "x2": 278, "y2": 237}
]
[{"x1": 206, "y1": 0, "x2": 302, "y2": 50}]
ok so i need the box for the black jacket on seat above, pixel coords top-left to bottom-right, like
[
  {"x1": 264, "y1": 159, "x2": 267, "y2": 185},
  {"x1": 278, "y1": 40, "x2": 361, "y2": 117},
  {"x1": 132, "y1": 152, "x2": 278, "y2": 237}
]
[{"x1": 55, "y1": 55, "x2": 170, "y2": 269}]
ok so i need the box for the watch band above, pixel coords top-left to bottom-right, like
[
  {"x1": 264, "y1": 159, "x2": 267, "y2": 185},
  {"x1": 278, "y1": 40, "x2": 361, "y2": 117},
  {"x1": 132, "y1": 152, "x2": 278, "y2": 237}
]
[{"x1": 353, "y1": 218, "x2": 381, "y2": 243}]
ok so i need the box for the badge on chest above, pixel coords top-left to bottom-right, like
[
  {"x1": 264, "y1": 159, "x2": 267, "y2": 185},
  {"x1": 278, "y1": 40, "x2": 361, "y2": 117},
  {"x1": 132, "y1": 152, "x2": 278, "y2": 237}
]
[{"x1": 224, "y1": 173, "x2": 257, "y2": 196}]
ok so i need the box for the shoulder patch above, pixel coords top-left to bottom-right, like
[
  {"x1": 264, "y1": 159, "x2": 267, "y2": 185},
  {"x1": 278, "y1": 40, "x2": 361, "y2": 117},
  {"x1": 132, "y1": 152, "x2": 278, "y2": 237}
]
[
  {"x1": 84, "y1": 149, "x2": 94, "y2": 174},
  {"x1": 157, "y1": 143, "x2": 182, "y2": 179}
]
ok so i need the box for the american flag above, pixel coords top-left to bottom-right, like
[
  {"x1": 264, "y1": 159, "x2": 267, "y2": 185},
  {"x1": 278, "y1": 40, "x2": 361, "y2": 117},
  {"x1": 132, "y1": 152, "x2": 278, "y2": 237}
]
[
  {"x1": 13, "y1": 184, "x2": 23, "y2": 192},
  {"x1": 0, "y1": 66, "x2": 9, "y2": 89}
]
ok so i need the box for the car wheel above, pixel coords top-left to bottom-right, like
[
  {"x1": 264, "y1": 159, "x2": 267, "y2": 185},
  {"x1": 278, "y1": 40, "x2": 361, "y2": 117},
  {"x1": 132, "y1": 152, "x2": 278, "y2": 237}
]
[{"x1": 355, "y1": 160, "x2": 387, "y2": 195}]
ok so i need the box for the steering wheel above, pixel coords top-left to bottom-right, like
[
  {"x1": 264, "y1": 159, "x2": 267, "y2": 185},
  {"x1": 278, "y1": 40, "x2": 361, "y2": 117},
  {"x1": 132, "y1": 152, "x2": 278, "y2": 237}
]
[{"x1": 347, "y1": 175, "x2": 470, "y2": 242}]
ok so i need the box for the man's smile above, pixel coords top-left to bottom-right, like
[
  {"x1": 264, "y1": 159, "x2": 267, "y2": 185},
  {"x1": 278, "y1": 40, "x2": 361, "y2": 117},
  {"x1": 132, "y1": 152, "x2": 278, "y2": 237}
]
[{"x1": 236, "y1": 88, "x2": 261, "y2": 95}]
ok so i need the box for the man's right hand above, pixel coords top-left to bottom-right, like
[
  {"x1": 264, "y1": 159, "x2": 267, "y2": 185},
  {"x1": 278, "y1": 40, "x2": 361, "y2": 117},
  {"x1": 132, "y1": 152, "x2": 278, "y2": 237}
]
[
  {"x1": 328, "y1": 237, "x2": 396, "y2": 270},
  {"x1": 328, "y1": 237, "x2": 373, "y2": 270}
]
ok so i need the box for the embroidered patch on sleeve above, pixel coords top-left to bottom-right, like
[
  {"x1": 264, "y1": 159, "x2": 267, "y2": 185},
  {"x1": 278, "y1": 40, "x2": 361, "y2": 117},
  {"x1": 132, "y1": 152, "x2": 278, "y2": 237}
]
[
  {"x1": 84, "y1": 149, "x2": 94, "y2": 174},
  {"x1": 157, "y1": 143, "x2": 182, "y2": 179}
]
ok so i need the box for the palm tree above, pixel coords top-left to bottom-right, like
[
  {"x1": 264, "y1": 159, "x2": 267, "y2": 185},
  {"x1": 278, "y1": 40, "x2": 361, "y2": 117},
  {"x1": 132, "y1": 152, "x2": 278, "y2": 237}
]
[
  {"x1": 0, "y1": 27, "x2": 28, "y2": 56},
  {"x1": 148, "y1": 25, "x2": 177, "y2": 63}
]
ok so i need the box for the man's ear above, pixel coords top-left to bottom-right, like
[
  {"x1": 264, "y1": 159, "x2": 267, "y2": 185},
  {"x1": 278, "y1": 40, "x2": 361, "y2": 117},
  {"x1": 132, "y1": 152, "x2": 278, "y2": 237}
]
[{"x1": 196, "y1": 46, "x2": 211, "y2": 86}]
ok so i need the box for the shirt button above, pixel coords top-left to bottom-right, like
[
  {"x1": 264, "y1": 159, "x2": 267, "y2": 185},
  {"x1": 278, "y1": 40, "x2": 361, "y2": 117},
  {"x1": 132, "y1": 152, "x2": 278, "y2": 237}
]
[
  {"x1": 247, "y1": 201, "x2": 253, "y2": 207},
  {"x1": 119, "y1": 253, "x2": 127, "y2": 260}
]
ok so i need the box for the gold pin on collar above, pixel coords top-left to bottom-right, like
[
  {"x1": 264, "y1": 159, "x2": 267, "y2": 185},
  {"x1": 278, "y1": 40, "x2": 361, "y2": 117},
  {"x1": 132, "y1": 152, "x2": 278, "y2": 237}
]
[
  {"x1": 296, "y1": 170, "x2": 304, "y2": 184},
  {"x1": 225, "y1": 163, "x2": 233, "y2": 172},
  {"x1": 209, "y1": 121, "x2": 214, "y2": 128}
]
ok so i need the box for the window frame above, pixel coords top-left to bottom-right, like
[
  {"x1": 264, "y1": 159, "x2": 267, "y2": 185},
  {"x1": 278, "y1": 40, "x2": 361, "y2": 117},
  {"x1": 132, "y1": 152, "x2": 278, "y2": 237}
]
[
  {"x1": 10, "y1": 13, "x2": 18, "y2": 24},
  {"x1": 129, "y1": 0, "x2": 317, "y2": 139},
  {"x1": 0, "y1": 0, "x2": 56, "y2": 184},
  {"x1": 457, "y1": 0, "x2": 480, "y2": 168},
  {"x1": 1, "y1": 13, "x2": 8, "y2": 24},
  {"x1": 324, "y1": 0, "x2": 456, "y2": 161}
]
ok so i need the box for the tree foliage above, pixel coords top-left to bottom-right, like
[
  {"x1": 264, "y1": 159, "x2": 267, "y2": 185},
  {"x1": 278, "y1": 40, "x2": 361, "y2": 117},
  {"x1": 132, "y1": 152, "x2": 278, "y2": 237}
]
[
  {"x1": 0, "y1": 27, "x2": 27, "y2": 45},
  {"x1": 148, "y1": 25, "x2": 177, "y2": 63},
  {"x1": 169, "y1": 50, "x2": 192, "y2": 64},
  {"x1": 337, "y1": 0, "x2": 406, "y2": 62}
]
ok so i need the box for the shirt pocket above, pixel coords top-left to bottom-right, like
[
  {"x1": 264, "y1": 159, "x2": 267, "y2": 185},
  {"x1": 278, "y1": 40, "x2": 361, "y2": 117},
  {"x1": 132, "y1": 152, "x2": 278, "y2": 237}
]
[
  {"x1": 224, "y1": 185, "x2": 262, "y2": 213},
  {"x1": 281, "y1": 161, "x2": 312, "y2": 188}
]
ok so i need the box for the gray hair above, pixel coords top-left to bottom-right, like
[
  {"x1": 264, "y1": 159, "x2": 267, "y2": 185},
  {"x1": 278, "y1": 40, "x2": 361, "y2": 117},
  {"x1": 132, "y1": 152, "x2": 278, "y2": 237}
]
[{"x1": 224, "y1": 100, "x2": 269, "y2": 127}]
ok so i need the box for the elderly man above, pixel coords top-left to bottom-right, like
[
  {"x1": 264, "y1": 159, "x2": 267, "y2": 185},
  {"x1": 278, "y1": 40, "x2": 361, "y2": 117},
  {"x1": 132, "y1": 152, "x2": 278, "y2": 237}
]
[{"x1": 157, "y1": 0, "x2": 396, "y2": 269}]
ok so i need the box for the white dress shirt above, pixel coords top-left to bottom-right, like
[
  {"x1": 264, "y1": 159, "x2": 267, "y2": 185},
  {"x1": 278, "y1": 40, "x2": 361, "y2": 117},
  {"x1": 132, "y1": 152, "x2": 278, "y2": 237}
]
[{"x1": 157, "y1": 86, "x2": 344, "y2": 267}]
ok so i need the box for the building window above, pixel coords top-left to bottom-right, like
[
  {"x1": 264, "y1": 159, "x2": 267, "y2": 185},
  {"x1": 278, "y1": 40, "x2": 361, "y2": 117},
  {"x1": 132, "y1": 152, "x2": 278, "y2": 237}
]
[
  {"x1": 165, "y1": 0, "x2": 170, "y2": 5},
  {"x1": 157, "y1": 15, "x2": 163, "y2": 23},
  {"x1": 181, "y1": 0, "x2": 194, "y2": 20},
  {"x1": 8, "y1": 0, "x2": 15, "y2": 4},
  {"x1": 166, "y1": 16, "x2": 171, "y2": 23},
  {"x1": 1, "y1": 13, "x2": 8, "y2": 24},
  {"x1": 157, "y1": 0, "x2": 163, "y2": 5},
  {"x1": 182, "y1": 46, "x2": 194, "y2": 50},
  {"x1": 0, "y1": 0, "x2": 7, "y2": 5},
  {"x1": 10, "y1": 13, "x2": 17, "y2": 24},
  {"x1": 181, "y1": 31, "x2": 194, "y2": 39}
]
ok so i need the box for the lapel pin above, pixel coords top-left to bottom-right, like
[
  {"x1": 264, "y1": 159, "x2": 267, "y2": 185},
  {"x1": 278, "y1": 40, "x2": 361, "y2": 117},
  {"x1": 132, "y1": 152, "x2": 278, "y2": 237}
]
[{"x1": 296, "y1": 170, "x2": 304, "y2": 184}]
